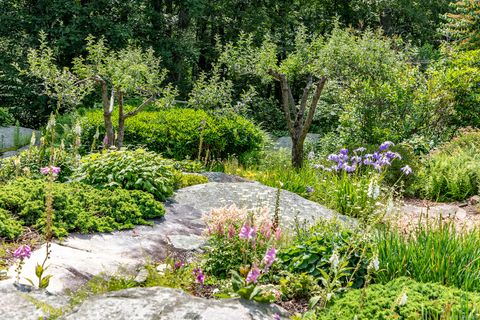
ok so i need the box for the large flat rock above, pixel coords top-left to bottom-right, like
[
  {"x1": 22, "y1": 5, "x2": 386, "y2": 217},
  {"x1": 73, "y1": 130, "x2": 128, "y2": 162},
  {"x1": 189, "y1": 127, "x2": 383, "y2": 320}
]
[
  {"x1": 61, "y1": 287, "x2": 288, "y2": 320},
  {"x1": 0, "y1": 126, "x2": 37, "y2": 150},
  {"x1": 170, "y1": 182, "x2": 342, "y2": 226},
  {"x1": 6, "y1": 203, "x2": 206, "y2": 294},
  {"x1": 4, "y1": 181, "x2": 343, "y2": 296}
]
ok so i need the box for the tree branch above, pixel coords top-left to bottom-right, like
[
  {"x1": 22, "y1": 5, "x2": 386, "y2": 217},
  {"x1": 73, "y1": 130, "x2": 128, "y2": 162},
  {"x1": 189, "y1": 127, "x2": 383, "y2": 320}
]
[
  {"x1": 296, "y1": 74, "x2": 313, "y2": 126},
  {"x1": 268, "y1": 69, "x2": 294, "y2": 134},
  {"x1": 301, "y1": 76, "x2": 327, "y2": 139},
  {"x1": 125, "y1": 95, "x2": 156, "y2": 118}
]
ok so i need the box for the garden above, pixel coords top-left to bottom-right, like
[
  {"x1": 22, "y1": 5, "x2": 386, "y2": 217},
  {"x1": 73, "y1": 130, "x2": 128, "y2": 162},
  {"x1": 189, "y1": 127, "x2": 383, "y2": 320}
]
[{"x1": 0, "y1": 1, "x2": 480, "y2": 319}]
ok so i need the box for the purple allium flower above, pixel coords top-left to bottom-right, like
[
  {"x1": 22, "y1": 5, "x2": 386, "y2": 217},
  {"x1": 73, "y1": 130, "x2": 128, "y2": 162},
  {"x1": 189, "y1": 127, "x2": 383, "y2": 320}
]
[
  {"x1": 193, "y1": 267, "x2": 205, "y2": 284},
  {"x1": 339, "y1": 148, "x2": 349, "y2": 156},
  {"x1": 354, "y1": 147, "x2": 366, "y2": 153},
  {"x1": 306, "y1": 185, "x2": 314, "y2": 193},
  {"x1": 401, "y1": 165, "x2": 413, "y2": 175},
  {"x1": 263, "y1": 247, "x2": 276, "y2": 269},
  {"x1": 13, "y1": 245, "x2": 31, "y2": 260},
  {"x1": 40, "y1": 166, "x2": 61, "y2": 176},
  {"x1": 239, "y1": 224, "x2": 256, "y2": 241},
  {"x1": 379, "y1": 141, "x2": 394, "y2": 151},
  {"x1": 246, "y1": 265, "x2": 261, "y2": 284}
]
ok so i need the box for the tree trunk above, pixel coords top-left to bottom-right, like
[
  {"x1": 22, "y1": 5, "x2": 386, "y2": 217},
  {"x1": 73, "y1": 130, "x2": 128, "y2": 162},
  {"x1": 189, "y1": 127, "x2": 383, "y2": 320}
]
[
  {"x1": 100, "y1": 81, "x2": 114, "y2": 147},
  {"x1": 116, "y1": 92, "x2": 125, "y2": 148},
  {"x1": 291, "y1": 134, "x2": 305, "y2": 169}
]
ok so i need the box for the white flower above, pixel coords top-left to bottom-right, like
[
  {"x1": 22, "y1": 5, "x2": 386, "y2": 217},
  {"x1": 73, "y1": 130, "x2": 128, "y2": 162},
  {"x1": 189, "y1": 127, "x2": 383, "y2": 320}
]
[
  {"x1": 398, "y1": 292, "x2": 408, "y2": 306},
  {"x1": 367, "y1": 179, "x2": 380, "y2": 199},
  {"x1": 74, "y1": 121, "x2": 82, "y2": 136},
  {"x1": 30, "y1": 132, "x2": 36, "y2": 146},
  {"x1": 212, "y1": 288, "x2": 220, "y2": 294},
  {"x1": 329, "y1": 252, "x2": 339, "y2": 269},
  {"x1": 156, "y1": 263, "x2": 168, "y2": 275},
  {"x1": 370, "y1": 256, "x2": 380, "y2": 271}
]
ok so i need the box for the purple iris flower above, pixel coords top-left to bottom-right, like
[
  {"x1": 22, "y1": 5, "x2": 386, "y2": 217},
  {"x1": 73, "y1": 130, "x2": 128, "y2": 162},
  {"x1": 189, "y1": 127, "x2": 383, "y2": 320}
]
[
  {"x1": 354, "y1": 147, "x2": 366, "y2": 153},
  {"x1": 328, "y1": 154, "x2": 340, "y2": 163},
  {"x1": 339, "y1": 148, "x2": 349, "y2": 156},
  {"x1": 379, "y1": 141, "x2": 394, "y2": 151},
  {"x1": 306, "y1": 185, "x2": 314, "y2": 193},
  {"x1": 344, "y1": 165, "x2": 356, "y2": 173},
  {"x1": 401, "y1": 165, "x2": 413, "y2": 175}
]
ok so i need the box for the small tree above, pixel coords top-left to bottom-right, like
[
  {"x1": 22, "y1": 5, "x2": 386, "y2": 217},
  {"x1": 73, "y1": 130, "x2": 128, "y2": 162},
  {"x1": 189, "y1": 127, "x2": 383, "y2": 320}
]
[
  {"x1": 443, "y1": 0, "x2": 480, "y2": 50},
  {"x1": 218, "y1": 29, "x2": 327, "y2": 168},
  {"x1": 25, "y1": 34, "x2": 174, "y2": 148}
]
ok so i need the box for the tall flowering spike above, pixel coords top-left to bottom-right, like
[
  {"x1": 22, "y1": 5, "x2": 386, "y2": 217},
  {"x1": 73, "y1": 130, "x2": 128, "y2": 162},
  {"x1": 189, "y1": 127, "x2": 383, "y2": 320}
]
[
  {"x1": 274, "y1": 227, "x2": 282, "y2": 242},
  {"x1": 246, "y1": 265, "x2": 261, "y2": 284},
  {"x1": 103, "y1": 135, "x2": 109, "y2": 146},
  {"x1": 13, "y1": 245, "x2": 31, "y2": 260},
  {"x1": 401, "y1": 165, "x2": 413, "y2": 175},
  {"x1": 239, "y1": 223, "x2": 256, "y2": 241},
  {"x1": 329, "y1": 252, "x2": 339, "y2": 269},
  {"x1": 263, "y1": 247, "x2": 276, "y2": 270},
  {"x1": 228, "y1": 224, "x2": 236, "y2": 238}
]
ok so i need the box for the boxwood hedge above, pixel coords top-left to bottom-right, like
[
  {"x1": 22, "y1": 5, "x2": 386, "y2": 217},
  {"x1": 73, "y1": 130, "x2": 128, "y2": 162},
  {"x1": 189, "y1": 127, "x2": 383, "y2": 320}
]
[{"x1": 78, "y1": 108, "x2": 265, "y2": 161}]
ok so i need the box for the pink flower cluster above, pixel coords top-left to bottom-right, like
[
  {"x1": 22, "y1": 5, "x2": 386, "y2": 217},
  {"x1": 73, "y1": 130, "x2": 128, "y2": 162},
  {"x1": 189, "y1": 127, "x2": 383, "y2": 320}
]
[
  {"x1": 13, "y1": 245, "x2": 31, "y2": 260},
  {"x1": 245, "y1": 247, "x2": 277, "y2": 284},
  {"x1": 40, "y1": 166, "x2": 61, "y2": 176}
]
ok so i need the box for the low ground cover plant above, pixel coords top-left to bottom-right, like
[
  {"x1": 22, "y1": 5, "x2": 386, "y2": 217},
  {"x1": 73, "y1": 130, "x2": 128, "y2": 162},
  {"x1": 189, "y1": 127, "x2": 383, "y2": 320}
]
[
  {"x1": 0, "y1": 178, "x2": 165, "y2": 240},
  {"x1": 315, "y1": 277, "x2": 480, "y2": 320},
  {"x1": 376, "y1": 219, "x2": 480, "y2": 292},
  {"x1": 77, "y1": 108, "x2": 266, "y2": 162}
]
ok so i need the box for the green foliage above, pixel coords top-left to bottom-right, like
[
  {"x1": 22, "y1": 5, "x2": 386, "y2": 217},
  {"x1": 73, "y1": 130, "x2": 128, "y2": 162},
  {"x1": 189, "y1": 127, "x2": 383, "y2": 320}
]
[
  {"x1": 443, "y1": 0, "x2": 480, "y2": 50},
  {"x1": 230, "y1": 270, "x2": 276, "y2": 303},
  {"x1": 279, "y1": 218, "x2": 373, "y2": 289},
  {"x1": 376, "y1": 220, "x2": 480, "y2": 292},
  {"x1": 429, "y1": 48, "x2": 480, "y2": 129},
  {"x1": 410, "y1": 130, "x2": 480, "y2": 201},
  {"x1": 78, "y1": 108, "x2": 265, "y2": 161},
  {"x1": 177, "y1": 173, "x2": 208, "y2": 189},
  {"x1": 0, "y1": 146, "x2": 76, "y2": 183},
  {"x1": 0, "y1": 208, "x2": 23, "y2": 240},
  {"x1": 279, "y1": 272, "x2": 320, "y2": 301},
  {"x1": 318, "y1": 277, "x2": 480, "y2": 319},
  {"x1": 0, "y1": 178, "x2": 165, "y2": 240},
  {"x1": 0, "y1": 107, "x2": 14, "y2": 126},
  {"x1": 74, "y1": 149, "x2": 178, "y2": 201}
]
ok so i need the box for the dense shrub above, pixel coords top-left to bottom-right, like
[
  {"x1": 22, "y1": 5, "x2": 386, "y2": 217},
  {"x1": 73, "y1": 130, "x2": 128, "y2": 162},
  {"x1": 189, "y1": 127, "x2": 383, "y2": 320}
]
[
  {"x1": 376, "y1": 220, "x2": 480, "y2": 292},
  {"x1": 0, "y1": 107, "x2": 14, "y2": 126},
  {"x1": 318, "y1": 277, "x2": 480, "y2": 319},
  {"x1": 78, "y1": 108, "x2": 265, "y2": 161},
  {"x1": 279, "y1": 218, "x2": 373, "y2": 289},
  {"x1": 0, "y1": 178, "x2": 165, "y2": 240},
  {"x1": 74, "y1": 149, "x2": 181, "y2": 201},
  {"x1": 409, "y1": 130, "x2": 480, "y2": 201},
  {"x1": 0, "y1": 146, "x2": 76, "y2": 183}
]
